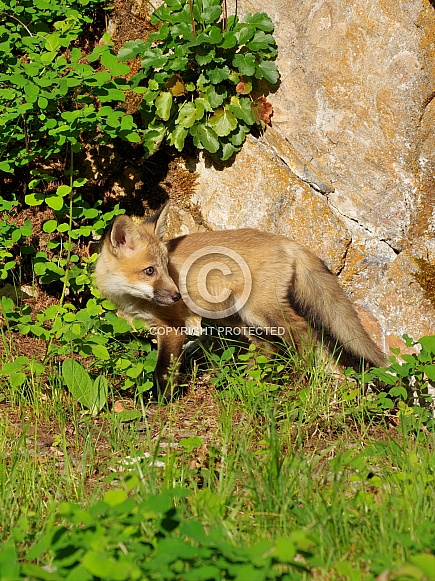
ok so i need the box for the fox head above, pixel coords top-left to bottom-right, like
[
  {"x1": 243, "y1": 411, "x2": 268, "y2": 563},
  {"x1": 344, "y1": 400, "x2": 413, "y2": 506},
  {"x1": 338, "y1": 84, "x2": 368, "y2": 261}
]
[{"x1": 95, "y1": 203, "x2": 181, "y2": 307}]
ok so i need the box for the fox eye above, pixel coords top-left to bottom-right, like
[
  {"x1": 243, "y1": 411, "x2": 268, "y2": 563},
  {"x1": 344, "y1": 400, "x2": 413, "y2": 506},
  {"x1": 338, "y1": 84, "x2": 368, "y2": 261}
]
[{"x1": 144, "y1": 266, "x2": 155, "y2": 276}]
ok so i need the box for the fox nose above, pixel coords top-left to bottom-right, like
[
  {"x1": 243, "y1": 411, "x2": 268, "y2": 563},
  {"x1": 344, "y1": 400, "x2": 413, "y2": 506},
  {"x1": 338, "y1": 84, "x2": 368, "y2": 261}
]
[{"x1": 172, "y1": 292, "x2": 182, "y2": 303}]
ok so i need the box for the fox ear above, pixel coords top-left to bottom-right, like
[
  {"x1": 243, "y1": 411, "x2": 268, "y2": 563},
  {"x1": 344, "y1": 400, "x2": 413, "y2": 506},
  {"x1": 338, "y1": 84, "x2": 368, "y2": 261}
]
[
  {"x1": 109, "y1": 215, "x2": 137, "y2": 253},
  {"x1": 144, "y1": 202, "x2": 170, "y2": 240}
]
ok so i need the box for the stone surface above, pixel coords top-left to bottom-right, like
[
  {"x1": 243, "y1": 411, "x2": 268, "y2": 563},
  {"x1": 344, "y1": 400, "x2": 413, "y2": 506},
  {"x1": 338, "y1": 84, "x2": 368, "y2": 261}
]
[
  {"x1": 191, "y1": 134, "x2": 350, "y2": 273},
  {"x1": 186, "y1": 0, "x2": 435, "y2": 353}
]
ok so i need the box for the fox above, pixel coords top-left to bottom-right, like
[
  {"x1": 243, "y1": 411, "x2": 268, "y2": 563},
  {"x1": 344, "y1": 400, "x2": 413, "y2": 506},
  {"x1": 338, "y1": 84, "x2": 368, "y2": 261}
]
[{"x1": 94, "y1": 203, "x2": 386, "y2": 398}]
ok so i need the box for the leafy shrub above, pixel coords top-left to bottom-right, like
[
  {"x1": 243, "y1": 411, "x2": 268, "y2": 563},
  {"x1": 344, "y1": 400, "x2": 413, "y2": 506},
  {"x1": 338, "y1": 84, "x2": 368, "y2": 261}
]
[
  {"x1": 0, "y1": 0, "x2": 141, "y2": 173},
  {"x1": 2, "y1": 485, "x2": 435, "y2": 580},
  {"x1": 119, "y1": 0, "x2": 280, "y2": 160},
  {"x1": 0, "y1": 294, "x2": 157, "y2": 407},
  {"x1": 348, "y1": 334, "x2": 435, "y2": 428},
  {"x1": 2, "y1": 487, "x2": 317, "y2": 580}
]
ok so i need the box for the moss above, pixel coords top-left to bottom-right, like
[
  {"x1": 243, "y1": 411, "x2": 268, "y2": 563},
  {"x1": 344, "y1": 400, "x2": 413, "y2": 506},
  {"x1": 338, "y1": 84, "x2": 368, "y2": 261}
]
[{"x1": 414, "y1": 257, "x2": 435, "y2": 308}]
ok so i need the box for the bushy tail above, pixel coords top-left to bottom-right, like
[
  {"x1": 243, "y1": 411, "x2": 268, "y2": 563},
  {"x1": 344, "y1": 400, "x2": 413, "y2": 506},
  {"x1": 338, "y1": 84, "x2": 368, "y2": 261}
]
[{"x1": 289, "y1": 252, "x2": 386, "y2": 369}]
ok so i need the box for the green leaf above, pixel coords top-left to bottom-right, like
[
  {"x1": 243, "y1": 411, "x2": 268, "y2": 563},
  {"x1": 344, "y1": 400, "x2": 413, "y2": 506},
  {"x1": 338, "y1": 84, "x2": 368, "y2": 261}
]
[
  {"x1": 114, "y1": 410, "x2": 142, "y2": 422},
  {"x1": 143, "y1": 125, "x2": 166, "y2": 155},
  {"x1": 121, "y1": 131, "x2": 142, "y2": 143},
  {"x1": 0, "y1": 543, "x2": 20, "y2": 580},
  {"x1": 61, "y1": 361, "x2": 107, "y2": 415},
  {"x1": 91, "y1": 344, "x2": 110, "y2": 360},
  {"x1": 91, "y1": 376, "x2": 109, "y2": 415},
  {"x1": 273, "y1": 536, "x2": 296, "y2": 562},
  {"x1": 45, "y1": 195, "x2": 64, "y2": 211},
  {"x1": 220, "y1": 141, "x2": 239, "y2": 160},
  {"x1": 232, "y1": 53, "x2": 256, "y2": 76},
  {"x1": 209, "y1": 108, "x2": 237, "y2": 137},
  {"x1": 168, "y1": 125, "x2": 188, "y2": 151},
  {"x1": 243, "y1": 12, "x2": 275, "y2": 32},
  {"x1": 190, "y1": 123, "x2": 219, "y2": 153},
  {"x1": 43, "y1": 220, "x2": 58, "y2": 233},
  {"x1": 70, "y1": 47, "x2": 83, "y2": 62},
  {"x1": 410, "y1": 554, "x2": 435, "y2": 578},
  {"x1": 229, "y1": 123, "x2": 249, "y2": 146},
  {"x1": 40, "y1": 51, "x2": 57, "y2": 64},
  {"x1": 0, "y1": 161, "x2": 12, "y2": 172},
  {"x1": 100, "y1": 50, "x2": 119, "y2": 69},
  {"x1": 120, "y1": 115, "x2": 134, "y2": 130},
  {"x1": 24, "y1": 82, "x2": 40, "y2": 100},
  {"x1": 419, "y1": 335, "x2": 435, "y2": 354},
  {"x1": 203, "y1": 84, "x2": 226, "y2": 108},
  {"x1": 11, "y1": 229, "x2": 22, "y2": 243},
  {"x1": 96, "y1": 88, "x2": 126, "y2": 103},
  {"x1": 118, "y1": 39, "x2": 147, "y2": 61},
  {"x1": 206, "y1": 64, "x2": 229, "y2": 84},
  {"x1": 10, "y1": 373, "x2": 27, "y2": 387},
  {"x1": 140, "y1": 49, "x2": 168, "y2": 74},
  {"x1": 24, "y1": 193, "x2": 44, "y2": 206},
  {"x1": 235, "y1": 26, "x2": 255, "y2": 45},
  {"x1": 203, "y1": 25, "x2": 223, "y2": 44},
  {"x1": 255, "y1": 60, "x2": 279, "y2": 84},
  {"x1": 220, "y1": 30, "x2": 238, "y2": 49},
  {"x1": 179, "y1": 436, "x2": 203, "y2": 452},
  {"x1": 195, "y1": 47, "x2": 215, "y2": 66},
  {"x1": 82, "y1": 551, "x2": 115, "y2": 577},
  {"x1": 155, "y1": 91, "x2": 173, "y2": 121},
  {"x1": 423, "y1": 364, "x2": 435, "y2": 381},
  {"x1": 110, "y1": 62, "x2": 131, "y2": 76},
  {"x1": 195, "y1": 97, "x2": 213, "y2": 113},
  {"x1": 177, "y1": 102, "x2": 198, "y2": 128},
  {"x1": 37, "y1": 96, "x2": 48, "y2": 109},
  {"x1": 247, "y1": 30, "x2": 276, "y2": 51},
  {"x1": 56, "y1": 185, "x2": 72, "y2": 197},
  {"x1": 229, "y1": 97, "x2": 256, "y2": 125},
  {"x1": 201, "y1": 5, "x2": 222, "y2": 22},
  {"x1": 104, "y1": 488, "x2": 127, "y2": 506},
  {"x1": 62, "y1": 359, "x2": 93, "y2": 407}
]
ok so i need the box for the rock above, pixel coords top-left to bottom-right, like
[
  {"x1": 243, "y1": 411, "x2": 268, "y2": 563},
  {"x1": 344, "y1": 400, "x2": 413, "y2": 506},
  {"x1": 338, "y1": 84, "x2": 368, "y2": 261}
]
[
  {"x1": 192, "y1": 134, "x2": 350, "y2": 274},
  {"x1": 183, "y1": 0, "x2": 435, "y2": 352}
]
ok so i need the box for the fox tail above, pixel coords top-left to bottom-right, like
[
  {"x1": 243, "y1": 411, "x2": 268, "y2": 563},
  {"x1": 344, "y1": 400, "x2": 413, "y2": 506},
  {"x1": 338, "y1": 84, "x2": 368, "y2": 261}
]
[{"x1": 289, "y1": 252, "x2": 386, "y2": 369}]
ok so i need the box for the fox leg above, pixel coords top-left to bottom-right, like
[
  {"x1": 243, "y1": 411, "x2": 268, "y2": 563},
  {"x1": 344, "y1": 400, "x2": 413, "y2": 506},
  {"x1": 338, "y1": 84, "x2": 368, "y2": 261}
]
[{"x1": 154, "y1": 328, "x2": 187, "y2": 400}]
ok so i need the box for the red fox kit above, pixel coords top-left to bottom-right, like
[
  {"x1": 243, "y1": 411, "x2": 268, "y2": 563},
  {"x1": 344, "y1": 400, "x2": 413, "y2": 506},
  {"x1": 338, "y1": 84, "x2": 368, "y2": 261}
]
[{"x1": 95, "y1": 203, "x2": 386, "y2": 397}]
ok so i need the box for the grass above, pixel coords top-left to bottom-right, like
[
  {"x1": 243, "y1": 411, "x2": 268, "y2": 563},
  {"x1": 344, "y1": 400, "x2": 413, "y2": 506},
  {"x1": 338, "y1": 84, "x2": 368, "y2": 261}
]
[{"x1": 0, "y1": 336, "x2": 434, "y2": 580}]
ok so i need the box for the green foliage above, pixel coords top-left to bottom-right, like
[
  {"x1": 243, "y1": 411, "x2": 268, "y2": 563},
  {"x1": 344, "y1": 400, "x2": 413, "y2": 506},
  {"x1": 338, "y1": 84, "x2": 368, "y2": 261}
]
[
  {"x1": 0, "y1": 295, "x2": 156, "y2": 400},
  {"x1": 2, "y1": 481, "x2": 435, "y2": 580},
  {"x1": 62, "y1": 358, "x2": 108, "y2": 415},
  {"x1": 3, "y1": 486, "x2": 318, "y2": 580},
  {"x1": 348, "y1": 334, "x2": 435, "y2": 429},
  {"x1": 0, "y1": 196, "x2": 29, "y2": 280},
  {"x1": 119, "y1": 0, "x2": 280, "y2": 160},
  {"x1": 0, "y1": 0, "x2": 280, "y2": 411},
  {"x1": 0, "y1": 0, "x2": 141, "y2": 172}
]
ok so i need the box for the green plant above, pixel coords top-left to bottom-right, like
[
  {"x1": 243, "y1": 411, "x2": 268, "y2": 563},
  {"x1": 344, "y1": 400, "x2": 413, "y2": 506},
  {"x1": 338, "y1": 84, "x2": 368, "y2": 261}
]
[
  {"x1": 350, "y1": 334, "x2": 435, "y2": 429},
  {"x1": 0, "y1": 0, "x2": 141, "y2": 173},
  {"x1": 119, "y1": 0, "x2": 280, "y2": 160},
  {"x1": 0, "y1": 196, "x2": 31, "y2": 280},
  {"x1": 0, "y1": 295, "x2": 157, "y2": 403},
  {"x1": 3, "y1": 486, "x2": 318, "y2": 580}
]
